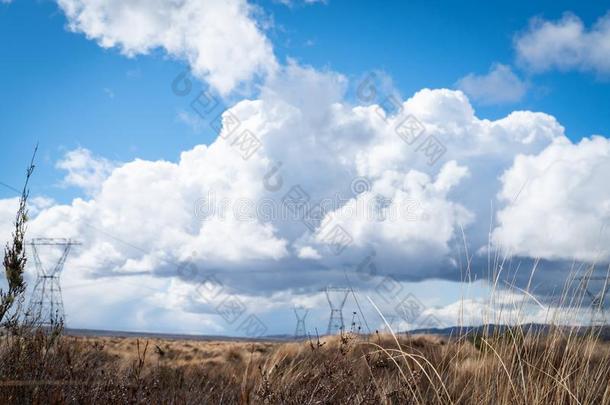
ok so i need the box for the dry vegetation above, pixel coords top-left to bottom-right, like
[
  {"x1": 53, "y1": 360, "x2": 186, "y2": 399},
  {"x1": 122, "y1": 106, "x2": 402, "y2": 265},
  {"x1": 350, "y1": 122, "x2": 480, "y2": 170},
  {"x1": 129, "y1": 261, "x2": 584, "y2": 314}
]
[
  {"x1": 0, "y1": 327, "x2": 610, "y2": 404},
  {"x1": 3, "y1": 149, "x2": 610, "y2": 404}
]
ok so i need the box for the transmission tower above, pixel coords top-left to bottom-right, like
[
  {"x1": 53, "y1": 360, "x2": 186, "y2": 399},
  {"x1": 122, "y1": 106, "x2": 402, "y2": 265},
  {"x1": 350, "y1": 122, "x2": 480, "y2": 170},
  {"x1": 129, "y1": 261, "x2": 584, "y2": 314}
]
[
  {"x1": 27, "y1": 238, "x2": 80, "y2": 327},
  {"x1": 576, "y1": 274, "x2": 610, "y2": 326},
  {"x1": 350, "y1": 311, "x2": 362, "y2": 333},
  {"x1": 294, "y1": 306, "x2": 309, "y2": 339},
  {"x1": 325, "y1": 287, "x2": 349, "y2": 335}
]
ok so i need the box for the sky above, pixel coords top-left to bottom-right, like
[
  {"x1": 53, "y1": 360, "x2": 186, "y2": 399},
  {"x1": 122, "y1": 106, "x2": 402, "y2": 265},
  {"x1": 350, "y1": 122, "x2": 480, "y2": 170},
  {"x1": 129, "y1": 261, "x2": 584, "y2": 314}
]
[{"x1": 0, "y1": 0, "x2": 609, "y2": 336}]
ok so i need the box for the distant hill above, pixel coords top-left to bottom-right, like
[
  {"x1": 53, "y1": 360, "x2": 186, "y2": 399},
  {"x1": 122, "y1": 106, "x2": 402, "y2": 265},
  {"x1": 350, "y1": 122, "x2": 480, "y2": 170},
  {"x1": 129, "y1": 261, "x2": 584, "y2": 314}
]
[
  {"x1": 62, "y1": 324, "x2": 610, "y2": 342},
  {"x1": 408, "y1": 323, "x2": 610, "y2": 341},
  {"x1": 63, "y1": 328, "x2": 292, "y2": 342}
]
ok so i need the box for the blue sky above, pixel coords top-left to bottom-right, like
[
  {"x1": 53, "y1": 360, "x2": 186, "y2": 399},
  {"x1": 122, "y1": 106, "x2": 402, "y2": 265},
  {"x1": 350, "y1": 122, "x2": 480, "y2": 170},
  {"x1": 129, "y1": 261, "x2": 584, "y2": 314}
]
[{"x1": 1, "y1": 0, "x2": 610, "y2": 335}]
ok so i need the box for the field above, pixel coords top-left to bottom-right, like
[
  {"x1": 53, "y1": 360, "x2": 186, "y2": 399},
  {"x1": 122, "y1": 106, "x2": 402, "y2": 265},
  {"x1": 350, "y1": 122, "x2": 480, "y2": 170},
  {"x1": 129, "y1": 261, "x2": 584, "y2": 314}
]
[
  {"x1": 1, "y1": 327, "x2": 610, "y2": 404},
  {"x1": 2, "y1": 146, "x2": 610, "y2": 404}
]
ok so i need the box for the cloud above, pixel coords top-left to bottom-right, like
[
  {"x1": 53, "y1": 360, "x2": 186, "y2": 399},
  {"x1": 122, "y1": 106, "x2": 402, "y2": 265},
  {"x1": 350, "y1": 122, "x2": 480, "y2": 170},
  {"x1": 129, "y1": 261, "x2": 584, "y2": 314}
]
[
  {"x1": 1, "y1": 1, "x2": 604, "y2": 335},
  {"x1": 103, "y1": 87, "x2": 115, "y2": 99},
  {"x1": 0, "y1": 196, "x2": 56, "y2": 243},
  {"x1": 274, "y1": 0, "x2": 327, "y2": 7},
  {"x1": 3, "y1": 63, "x2": 608, "y2": 333},
  {"x1": 56, "y1": 147, "x2": 116, "y2": 195},
  {"x1": 176, "y1": 110, "x2": 206, "y2": 133},
  {"x1": 56, "y1": 0, "x2": 278, "y2": 95},
  {"x1": 297, "y1": 246, "x2": 322, "y2": 260},
  {"x1": 6, "y1": 64, "x2": 570, "y2": 294},
  {"x1": 515, "y1": 12, "x2": 610, "y2": 76},
  {"x1": 0, "y1": 198, "x2": 20, "y2": 246},
  {"x1": 492, "y1": 135, "x2": 610, "y2": 262},
  {"x1": 421, "y1": 293, "x2": 562, "y2": 329},
  {"x1": 456, "y1": 64, "x2": 527, "y2": 105}
]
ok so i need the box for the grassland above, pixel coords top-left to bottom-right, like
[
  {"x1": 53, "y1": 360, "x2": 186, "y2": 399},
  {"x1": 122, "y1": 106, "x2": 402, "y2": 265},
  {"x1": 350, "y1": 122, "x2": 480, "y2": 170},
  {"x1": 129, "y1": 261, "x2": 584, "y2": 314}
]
[
  {"x1": 1, "y1": 326, "x2": 610, "y2": 404},
  {"x1": 2, "y1": 149, "x2": 610, "y2": 404}
]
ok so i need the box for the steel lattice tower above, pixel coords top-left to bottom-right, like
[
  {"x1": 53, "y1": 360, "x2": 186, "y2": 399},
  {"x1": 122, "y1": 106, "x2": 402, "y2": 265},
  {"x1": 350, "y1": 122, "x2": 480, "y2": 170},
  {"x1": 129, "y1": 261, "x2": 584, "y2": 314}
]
[
  {"x1": 27, "y1": 238, "x2": 80, "y2": 327},
  {"x1": 294, "y1": 306, "x2": 309, "y2": 338},
  {"x1": 576, "y1": 274, "x2": 610, "y2": 326},
  {"x1": 350, "y1": 311, "x2": 362, "y2": 333},
  {"x1": 325, "y1": 287, "x2": 349, "y2": 335}
]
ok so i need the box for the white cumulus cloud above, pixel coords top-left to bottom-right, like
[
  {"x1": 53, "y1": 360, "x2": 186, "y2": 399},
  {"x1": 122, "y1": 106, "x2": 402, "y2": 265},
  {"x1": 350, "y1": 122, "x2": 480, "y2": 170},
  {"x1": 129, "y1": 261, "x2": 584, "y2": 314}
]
[
  {"x1": 3, "y1": 63, "x2": 608, "y2": 333},
  {"x1": 4, "y1": 64, "x2": 571, "y2": 295},
  {"x1": 56, "y1": 0, "x2": 278, "y2": 94},
  {"x1": 515, "y1": 12, "x2": 610, "y2": 76},
  {"x1": 56, "y1": 147, "x2": 116, "y2": 195},
  {"x1": 456, "y1": 64, "x2": 527, "y2": 105},
  {"x1": 493, "y1": 135, "x2": 610, "y2": 262}
]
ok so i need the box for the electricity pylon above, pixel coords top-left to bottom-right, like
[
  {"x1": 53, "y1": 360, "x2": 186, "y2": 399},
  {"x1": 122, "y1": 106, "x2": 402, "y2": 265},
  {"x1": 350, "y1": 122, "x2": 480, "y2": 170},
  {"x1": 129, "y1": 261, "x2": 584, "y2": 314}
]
[
  {"x1": 350, "y1": 311, "x2": 362, "y2": 333},
  {"x1": 576, "y1": 274, "x2": 610, "y2": 326},
  {"x1": 27, "y1": 238, "x2": 80, "y2": 327},
  {"x1": 325, "y1": 287, "x2": 349, "y2": 335},
  {"x1": 294, "y1": 306, "x2": 309, "y2": 338}
]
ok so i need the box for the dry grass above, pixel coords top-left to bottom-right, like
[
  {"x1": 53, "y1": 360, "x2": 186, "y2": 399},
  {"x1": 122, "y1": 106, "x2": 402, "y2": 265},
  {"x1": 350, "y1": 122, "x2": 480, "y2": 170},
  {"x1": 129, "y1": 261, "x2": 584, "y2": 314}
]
[
  {"x1": 2, "y1": 150, "x2": 610, "y2": 403},
  {"x1": 0, "y1": 326, "x2": 609, "y2": 404}
]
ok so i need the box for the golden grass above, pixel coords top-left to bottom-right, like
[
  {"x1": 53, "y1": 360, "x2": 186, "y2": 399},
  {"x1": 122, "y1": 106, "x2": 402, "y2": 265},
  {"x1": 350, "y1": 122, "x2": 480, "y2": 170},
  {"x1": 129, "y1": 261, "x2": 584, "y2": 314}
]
[{"x1": 1, "y1": 326, "x2": 609, "y2": 404}]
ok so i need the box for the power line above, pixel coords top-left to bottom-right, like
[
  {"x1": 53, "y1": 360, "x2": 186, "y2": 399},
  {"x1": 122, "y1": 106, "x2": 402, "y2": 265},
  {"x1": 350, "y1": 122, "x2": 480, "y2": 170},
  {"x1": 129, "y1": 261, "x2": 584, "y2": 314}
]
[{"x1": 0, "y1": 181, "x2": 21, "y2": 195}]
